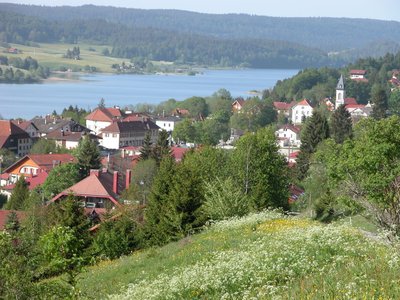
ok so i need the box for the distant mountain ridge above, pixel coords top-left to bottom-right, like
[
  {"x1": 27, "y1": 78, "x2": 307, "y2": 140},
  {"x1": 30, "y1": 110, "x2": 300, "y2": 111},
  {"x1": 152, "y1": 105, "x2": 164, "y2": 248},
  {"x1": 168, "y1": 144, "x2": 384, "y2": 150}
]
[
  {"x1": 0, "y1": 3, "x2": 399, "y2": 68},
  {"x1": 1, "y1": 3, "x2": 399, "y2": 52}
]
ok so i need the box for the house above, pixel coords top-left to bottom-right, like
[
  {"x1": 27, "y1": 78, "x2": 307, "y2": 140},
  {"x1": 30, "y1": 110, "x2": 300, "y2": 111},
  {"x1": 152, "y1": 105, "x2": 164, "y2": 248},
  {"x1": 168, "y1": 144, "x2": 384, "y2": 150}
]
[
  {"x1": 346, "y1": 102, "x2": 372, "y2": 121},
  {"x1": 173, "y1": 108, "x2": 190, "y2": 118},
  {"x1": 273, "y1": 101, "x2": 293, "y2": 116},
  {"x1": 45, "y1": 130, "x2": 99, "y2": 149},
  {"x1": 2, "y1": 153, "x2": 74, "y2": 184},
  {"x1": 289, "y1": 184, "x2": 304, "y2": 204},
  {"x1": 275, "y1": 125, "x2": 301, "y2": 147},
  {"x1": 31, "y1": 116, "x2": 89, "y2": 137},
  {"x1": 12, "y1": 120, "x2": 40, "y2": 139},
  {"x1": 389, "y1": 70, "x2": 400, "y2": 90},
  {"x1": 349, "y1": 69, "x2": 367, "y2": 81},
  {"x1": 155, "y1": 116, "x2": 182, "y2": 133},
  {"x1": 85, "y1": 107, "x2": 124, "y2": 135},
  {"x1": 291, "y1": 99, "x2": 313, "y2": 124},
  {"x1": 50, "y1": 169, "x2": 132, "y2": 212},
  {"x1": 100, "y1": 120, "x2": 159, "y2": 149},
  {"x1": 0, "y1": 120, "x2": 32, "y2": 156},
  {"x1": 232, "y1": 98, "x2": 245, "y2": 112},
  {"x1": 0, "y1": 171, "x2": 48, "y2": 200}
]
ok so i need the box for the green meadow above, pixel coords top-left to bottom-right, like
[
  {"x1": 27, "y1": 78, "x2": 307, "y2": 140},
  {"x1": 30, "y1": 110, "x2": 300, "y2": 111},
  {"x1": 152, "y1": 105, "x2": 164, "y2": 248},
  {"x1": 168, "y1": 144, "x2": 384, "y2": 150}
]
[{"x1": 63, "y1": 211, "x2": 400, "y2": 299}]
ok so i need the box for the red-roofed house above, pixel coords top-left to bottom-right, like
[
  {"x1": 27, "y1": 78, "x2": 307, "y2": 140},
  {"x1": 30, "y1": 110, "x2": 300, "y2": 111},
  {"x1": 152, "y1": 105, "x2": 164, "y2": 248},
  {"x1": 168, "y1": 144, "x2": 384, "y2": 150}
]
[
  {"x1": 275, "y1": 125, "x2": 301, "y2": 147},
  {"x1": 1, "y1": 171, "x2": 48, "y2": 200},
  {"x1": 291, "y1": 99, "x2": 313, "y2": 124},
  {"x1": 85, "y1": 107, "x2": 124, "y2": 135},
  {"x1": 232, "y1": 98, "x2": 245, "y2": 112},
  {"x1": 0, "y1": 120, "x2": 32, "y2": 156},
  {"x1": 349, "y1": 69, "x2": 367, "y2": 80},
  {"x1": 50, "y1": 169, "x2": 132, "y2": 211},
  {"x1": 273, "y1": 101, "x2": 293, "y2": 116},
  {"x1": 2, "y1": 153, "x2": 74, "y2": 184}
]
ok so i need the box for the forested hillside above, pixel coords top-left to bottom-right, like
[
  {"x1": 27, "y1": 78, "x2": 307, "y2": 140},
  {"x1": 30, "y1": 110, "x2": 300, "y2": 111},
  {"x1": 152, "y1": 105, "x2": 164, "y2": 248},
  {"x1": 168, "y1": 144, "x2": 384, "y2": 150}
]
[
  {"x1": 1, "y1": 4, "x2": 400, "y2": 66},
  {"x1": 0, "y1": 11, "x2": 332, "y2": 68}
]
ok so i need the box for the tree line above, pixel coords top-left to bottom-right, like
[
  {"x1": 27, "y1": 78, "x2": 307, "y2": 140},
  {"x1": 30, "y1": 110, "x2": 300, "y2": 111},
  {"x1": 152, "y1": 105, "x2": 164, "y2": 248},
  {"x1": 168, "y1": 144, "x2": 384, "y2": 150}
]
[{"x1": 0, "y1": 55, "x2": 49, "y2": 83}]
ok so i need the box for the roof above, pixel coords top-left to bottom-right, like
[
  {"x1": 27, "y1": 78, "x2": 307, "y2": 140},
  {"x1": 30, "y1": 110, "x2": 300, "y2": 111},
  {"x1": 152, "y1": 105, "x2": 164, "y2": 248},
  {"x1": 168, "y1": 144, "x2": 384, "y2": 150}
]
[
  {"x1": 273, "y1": 101, "x2": 292, "y2": 110},
  {"x1": 336, "y1": 74, "x2": 345, "y2": 90},
  {"x1": 45, "y1": 130, "x2": 92, "y2": 142},
  {"x1": 351, "y1": 78, "x2": 369, "y2": 83},
  {"x1": 350, "y1": 69, "x2": 366, "y2": 75},
  {"x1": 346, "y1": 104, "x2": 365, "y2": 109},
  {"x1": 344, "y1": 98, "x2": 358, "y2": 105},
  {"x1": 101, "y1": 120, "x2": 159, "y2": 133},
  {"x1": 4, "y1": 153, "x2": 75, "y2": 173},
  {"x1": 0, "y1": 210, "x2": 26, "y2": 230},
  {"x1": 293, "y1": 99, "x2": 312, "y2": 108},
  {"x1": 278, "y1": 124, "x2": 301, "y2": 134},
  {"x1": 3, "y1": 171, "x2": 49, "y2": 191},
  {"x1": 50, "y1": 170, "x2": 124, "y2": 205},
  {"x1": 0, "y1": 120, "x2": 30, "y2": 147},
  {"x1": 12, "y1": 120, "x2": 38, "y2": 131},
  {"x1": 289, "y1": 151, "x2": 300, "y2": 159},
  {"x1": 31, "y1": 117, "x2": 88, "y2": 135},
  {"x1": 85, "y1": 108, "x2": 123, "y2": 122},
  {"x1": 232, "y1": 99, "x2": 245, "y2": 107},
  {"x1": 171, "y1": 146, "x2": 190, "y2": 162}
]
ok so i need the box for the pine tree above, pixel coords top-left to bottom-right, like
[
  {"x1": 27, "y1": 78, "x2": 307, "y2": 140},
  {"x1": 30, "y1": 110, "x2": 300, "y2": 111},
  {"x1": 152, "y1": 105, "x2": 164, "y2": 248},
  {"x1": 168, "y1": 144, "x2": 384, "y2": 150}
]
[
  {"x1": 6, "y1": 176, "x2": 29, "y2": 210},
  {"x1": 331, "y1": 104, "x2": 353, "y2": 144},
  {"x1": 297, "y1": 110, "x2": 330, "y2": 180},
  {"x1": 5, "y1": 211, "x2": 20, "y2": 233},
  {"x1": 152, "y1": 130, "x2": 172, "y2": 165},
  {"x1": 143, "y1": 156, "x2": 181, "y2": 246},
  {"x1": 75, "y1": 135, "x2": 101, "y2": 178},
  {"x1": 139, "y1": 132, "x2": 153, "y2": 160},
  {"x1": 371, "y1": 85, "x2": 388, "y2": 120}
]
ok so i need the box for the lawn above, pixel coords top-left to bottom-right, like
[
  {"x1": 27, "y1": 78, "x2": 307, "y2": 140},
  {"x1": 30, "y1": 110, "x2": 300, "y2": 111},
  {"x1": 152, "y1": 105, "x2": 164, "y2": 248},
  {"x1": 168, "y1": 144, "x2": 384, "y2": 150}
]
[
  {"x1": 73, "y1": 210, "x2": 400, "y2": 299},
  {"x1": 5, "y1": 43, "x2": 127, "y2": 73}
]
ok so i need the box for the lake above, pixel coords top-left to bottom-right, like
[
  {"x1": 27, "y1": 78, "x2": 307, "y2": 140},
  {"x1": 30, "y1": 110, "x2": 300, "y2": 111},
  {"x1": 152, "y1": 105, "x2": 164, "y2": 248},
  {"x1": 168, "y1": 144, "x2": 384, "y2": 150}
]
[{"x1": 0, "y1": 69, "x2": 298, "y2": 119}]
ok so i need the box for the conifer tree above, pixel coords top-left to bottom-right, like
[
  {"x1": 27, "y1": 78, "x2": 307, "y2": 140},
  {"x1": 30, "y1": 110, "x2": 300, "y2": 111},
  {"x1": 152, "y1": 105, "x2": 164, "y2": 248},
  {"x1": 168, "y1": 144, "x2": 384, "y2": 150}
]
[
  {"x1": 371, "y1": 85, "x2": 388, "y2": 120},
  {"x1": 331, "y1": 104, "x2": 353, "y2": 144},
  {"x1": 143, "y1": 156, "x2": 181, "y2": 246},
  {"x1": 6, "y1": 176, "x2": 29, "y2": 210},
  {"x1": 75, "y1": 135, "x2": 101, "y2": 178},
  {"x1": 139, "y1": 132, "x2": 153, "y2": 160},
  {"x1": 5, "y1": 211, "x2": 20, "y2": 233},
  {"x1": 152, "y1": 130, "x2": 171, "y2": 165},
  {"x1": 297, "y1": 110, "x2": 330, "y2": 180}
]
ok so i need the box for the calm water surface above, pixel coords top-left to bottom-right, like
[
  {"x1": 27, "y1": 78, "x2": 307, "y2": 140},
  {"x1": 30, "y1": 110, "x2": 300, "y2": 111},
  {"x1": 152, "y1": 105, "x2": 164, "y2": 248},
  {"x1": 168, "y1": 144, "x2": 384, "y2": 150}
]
[{"x1": 0, "y1": 69, "x2": 298, "y2": 119}]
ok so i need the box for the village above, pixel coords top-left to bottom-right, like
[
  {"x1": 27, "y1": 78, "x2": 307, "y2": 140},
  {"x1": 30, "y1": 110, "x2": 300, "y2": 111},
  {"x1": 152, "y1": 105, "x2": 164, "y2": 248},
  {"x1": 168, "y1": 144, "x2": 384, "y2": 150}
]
[{"x1": 0, "y1": 68, "x2": 394, "y2": 231}]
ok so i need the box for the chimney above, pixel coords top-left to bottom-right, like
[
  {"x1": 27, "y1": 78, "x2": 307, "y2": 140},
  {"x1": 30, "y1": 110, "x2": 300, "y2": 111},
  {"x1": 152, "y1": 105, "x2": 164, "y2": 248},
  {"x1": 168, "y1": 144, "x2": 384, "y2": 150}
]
[
  {"x1": 126, "y1": 169, "x2": 131, "y2": 189},
  {"x1": 90, "y1": 169, "x2": 100, "y2": 178},
  {"x1": 113, "y1": 171, "x2": 118, "y2": 194}
]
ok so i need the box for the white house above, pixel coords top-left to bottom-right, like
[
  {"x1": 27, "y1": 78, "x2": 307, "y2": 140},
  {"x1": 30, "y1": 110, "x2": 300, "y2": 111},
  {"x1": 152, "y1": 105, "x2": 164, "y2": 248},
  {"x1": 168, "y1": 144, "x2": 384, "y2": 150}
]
[
  {"x1": 155, "y1": 116, "x2": 182, "y2": 133},
  {"x1": 85, "y1": 107, "x2": 123, "y2": 135},
  {"x1": 100, "y1": 120, "x2": 159, "y2": 149},
  {"x1": 291, "y1": 99, "x2": 313, "y2": 124},
  {"x1": 275, "y1": 125, "x2": 301, "y2": 147},
  {"x1": 349, "y1": 69, "x2": 367, "y2": 80}
]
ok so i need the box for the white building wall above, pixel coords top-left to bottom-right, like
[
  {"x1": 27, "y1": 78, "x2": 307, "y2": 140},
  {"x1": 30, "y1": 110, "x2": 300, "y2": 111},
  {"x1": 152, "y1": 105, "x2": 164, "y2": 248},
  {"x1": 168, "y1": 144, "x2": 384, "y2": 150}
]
[
  {"x1": 156, "y1": 120, "x2": 175, "y2": 132},
  {"x1": 86, "y1": 120, "x2": 112, "y2": 135},
  {"x1": 101, "y1": 133, "x2": 120, "y2": 149},
  {"x1": 291, "y1": 105, "x2": 313, "y2": 124}
]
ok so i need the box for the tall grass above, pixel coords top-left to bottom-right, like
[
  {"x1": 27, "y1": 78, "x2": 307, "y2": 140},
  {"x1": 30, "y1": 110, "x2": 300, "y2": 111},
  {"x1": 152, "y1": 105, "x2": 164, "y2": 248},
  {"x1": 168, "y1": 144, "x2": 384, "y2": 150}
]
[{"x1": 76, "y1": 211, "x2": 400, "y2": 299}]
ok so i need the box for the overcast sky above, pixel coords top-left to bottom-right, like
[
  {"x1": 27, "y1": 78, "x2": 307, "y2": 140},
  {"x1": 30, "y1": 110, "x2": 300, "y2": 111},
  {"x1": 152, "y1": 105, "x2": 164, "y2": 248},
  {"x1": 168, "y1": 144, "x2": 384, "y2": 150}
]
[{"x1": 3, "y1": 0, "x2": 400, "y2": 22}]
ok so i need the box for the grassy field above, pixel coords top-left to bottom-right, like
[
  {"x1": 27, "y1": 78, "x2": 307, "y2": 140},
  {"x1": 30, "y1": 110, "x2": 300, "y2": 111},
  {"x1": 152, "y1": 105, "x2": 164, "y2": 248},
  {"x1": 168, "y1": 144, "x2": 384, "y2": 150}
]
[
  {"x1": 70, "y1": 211, "x2": 400, "y2": 299},
  {"x1": 4, "y1": 43, "x2": 127, "y2": 73}
]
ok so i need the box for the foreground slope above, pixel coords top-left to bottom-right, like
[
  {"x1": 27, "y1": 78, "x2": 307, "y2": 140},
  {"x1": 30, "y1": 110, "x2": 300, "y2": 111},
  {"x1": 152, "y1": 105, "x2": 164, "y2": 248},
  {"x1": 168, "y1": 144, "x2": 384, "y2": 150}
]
[{"x1": 77, "y1": 211, "x2": 400, "y2": 299}]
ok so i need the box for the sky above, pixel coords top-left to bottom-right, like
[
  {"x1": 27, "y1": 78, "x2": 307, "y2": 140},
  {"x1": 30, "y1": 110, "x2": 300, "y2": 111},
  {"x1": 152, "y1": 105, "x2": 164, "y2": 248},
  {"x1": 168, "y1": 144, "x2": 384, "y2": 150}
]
[{"x1": 3, "y1": 0, "x2": 400, "y2": 22}]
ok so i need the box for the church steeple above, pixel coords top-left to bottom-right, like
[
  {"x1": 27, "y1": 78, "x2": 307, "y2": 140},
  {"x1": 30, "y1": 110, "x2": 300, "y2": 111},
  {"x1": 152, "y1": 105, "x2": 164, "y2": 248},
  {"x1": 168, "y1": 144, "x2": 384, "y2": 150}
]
[{"x1": 335, "y1": 74, "x2": 345, "y2": 109}]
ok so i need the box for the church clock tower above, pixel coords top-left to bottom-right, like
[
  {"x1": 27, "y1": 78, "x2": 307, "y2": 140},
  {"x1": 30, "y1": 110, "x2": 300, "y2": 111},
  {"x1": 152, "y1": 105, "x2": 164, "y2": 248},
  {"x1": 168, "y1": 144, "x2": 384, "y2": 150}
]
[{"x1": 335, "y1": 74, "x2": 345, "y2": 110}]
